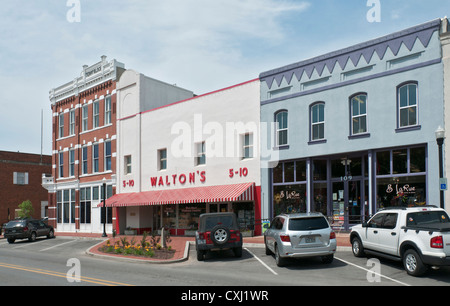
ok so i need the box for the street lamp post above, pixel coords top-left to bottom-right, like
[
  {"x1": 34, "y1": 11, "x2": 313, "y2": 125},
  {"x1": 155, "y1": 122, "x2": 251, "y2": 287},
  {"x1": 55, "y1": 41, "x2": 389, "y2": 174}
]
[
  {"x1": 436, "y1": 126, "x2": 446, "y2": 209},
  {"x1": 102, "y1": 178, "x2": 107, "y2": 237}
]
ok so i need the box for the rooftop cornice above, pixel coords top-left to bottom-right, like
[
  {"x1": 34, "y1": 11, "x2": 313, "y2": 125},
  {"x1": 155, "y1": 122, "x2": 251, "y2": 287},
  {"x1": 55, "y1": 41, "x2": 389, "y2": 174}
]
[{"x1": 260, "y1": 18, "x2": 443, "y2": 89}]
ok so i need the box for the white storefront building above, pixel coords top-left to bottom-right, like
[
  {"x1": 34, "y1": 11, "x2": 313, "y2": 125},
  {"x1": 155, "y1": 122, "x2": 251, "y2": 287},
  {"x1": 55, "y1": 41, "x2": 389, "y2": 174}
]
[{"x1": 104, "y1": 70, "x2": 263, "y2": 236}]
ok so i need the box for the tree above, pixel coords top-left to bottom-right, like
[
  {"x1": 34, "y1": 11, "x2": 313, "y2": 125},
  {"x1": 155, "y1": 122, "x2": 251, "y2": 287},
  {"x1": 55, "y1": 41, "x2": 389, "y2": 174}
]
[{"x1": 17, "y1": 200, "x2": 34, "y2": 219}]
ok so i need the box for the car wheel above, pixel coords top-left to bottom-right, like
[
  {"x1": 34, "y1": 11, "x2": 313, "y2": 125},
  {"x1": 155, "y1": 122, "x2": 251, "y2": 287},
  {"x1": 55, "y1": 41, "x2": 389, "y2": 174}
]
[
  {"x1": 47, "y1": 230, "x2": 54, "y2": 239},
  {"x1": 403, "y1": 249, "x2": 428, "y2": 277},
  {"x1": 211, "y1": 226, "x2": 230, "y2": 245},
  {"x1": 321, "y1": 254, "x2": 334, "y2": 264},
  {"x1": 351, "y1": 237, "x2": 365, "y2": 257},
  {"x1": 275, "y1": 244, "x2": 286, "y2": 267},
  {"x1": 7, "y1": 238, "x2": 15, "y2": 244},
  {"x1": 29, "y1": 232, "x2": 37, "y2": 242},
  {"x1": 197, "y1": 250, "x2": 205, "y2": 261},
  {"x1": 264, "y1": 238, "x2": 272, "y2": 255},
  {"x1": 234, "y1": 247, "x2": 243, "y2": 258}
]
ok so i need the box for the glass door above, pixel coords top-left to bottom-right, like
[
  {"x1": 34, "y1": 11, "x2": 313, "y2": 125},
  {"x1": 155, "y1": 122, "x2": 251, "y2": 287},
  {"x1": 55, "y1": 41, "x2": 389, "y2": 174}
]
[
  {"x1": 348, "y1": 180, "x2": 362, "y2": 226},
  {"x1": 332, "y1": 182, "x2": 345, "y2": 229}
]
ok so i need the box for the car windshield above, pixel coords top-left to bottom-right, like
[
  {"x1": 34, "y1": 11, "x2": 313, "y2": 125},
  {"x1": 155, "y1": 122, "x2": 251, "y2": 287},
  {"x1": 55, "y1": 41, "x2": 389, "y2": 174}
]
[
  {"x1": 406, "y1": 211, "x2": 450, "y2": 226},
  {"x1": 204, "y1": 216, "x2": 234, "y2": 231},
  {"x1": 288, "y1": 217, "x2": 328, "y2": 231},
  {"x1": 5, "y1": 221, "x2": 26, "y2": 228}
]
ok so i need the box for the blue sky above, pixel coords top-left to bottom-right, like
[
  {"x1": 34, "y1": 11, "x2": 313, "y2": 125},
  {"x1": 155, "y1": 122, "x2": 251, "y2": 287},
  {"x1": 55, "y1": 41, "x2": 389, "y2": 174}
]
[{"x1": 0, "y1": 0, "x2": 449, "y2": 155}]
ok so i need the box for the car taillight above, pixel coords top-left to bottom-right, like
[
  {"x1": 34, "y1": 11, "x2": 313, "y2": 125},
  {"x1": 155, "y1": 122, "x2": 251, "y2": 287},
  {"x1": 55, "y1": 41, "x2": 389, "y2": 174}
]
[
  {"x1": 280, "y1": 235, "x2": 290, "y2": 242},
  {"x1": 230, "y1": 230, "x2": 241, "y2": 241},
  {"x1": 330, "y1": 231, "x2": 336, "y2": 240},
  {"x1": 198, "y1": 232, "x2": 205, "y2": 240},
  {"x1": 431, "y1": 236, "x2": 444, "y2": 249}
]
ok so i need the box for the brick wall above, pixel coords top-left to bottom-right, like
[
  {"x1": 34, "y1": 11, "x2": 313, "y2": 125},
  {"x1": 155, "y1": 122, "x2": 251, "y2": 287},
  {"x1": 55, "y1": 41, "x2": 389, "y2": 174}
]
[{"x1": 0, "y1": 151, "x2": 52, "y2": 225}]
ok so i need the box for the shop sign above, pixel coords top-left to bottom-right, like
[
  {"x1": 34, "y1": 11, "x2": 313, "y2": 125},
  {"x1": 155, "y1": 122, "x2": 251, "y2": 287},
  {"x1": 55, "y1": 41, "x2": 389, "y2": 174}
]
[
  {"x1": 386, "y1": 184, "x2": 416, "y2": 196},
  {"x1": 280, "y1": 190, "x2": 301, "y2": 200},
  {"x1": 150, "y1": 171, "x2": 206, "y2": 187}
]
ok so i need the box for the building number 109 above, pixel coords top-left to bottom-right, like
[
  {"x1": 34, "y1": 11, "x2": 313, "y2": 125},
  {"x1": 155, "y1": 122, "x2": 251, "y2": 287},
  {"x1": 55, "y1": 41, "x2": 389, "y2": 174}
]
[{"x1": 229, "y1": 167, "x2": 249, "y2": 178}]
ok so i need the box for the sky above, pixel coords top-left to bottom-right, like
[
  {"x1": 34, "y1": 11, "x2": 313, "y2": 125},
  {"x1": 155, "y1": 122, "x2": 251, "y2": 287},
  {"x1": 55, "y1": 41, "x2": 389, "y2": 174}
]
[{"x1": 1, "y1": 0, "x2": 449, "y2": 155}]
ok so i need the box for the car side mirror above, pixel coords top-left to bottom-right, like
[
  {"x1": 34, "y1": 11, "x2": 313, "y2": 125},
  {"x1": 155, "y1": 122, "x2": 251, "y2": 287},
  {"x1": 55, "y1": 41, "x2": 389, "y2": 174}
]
[{"x1": 362, "y1": 222, "x2": 369, "y2": 228}]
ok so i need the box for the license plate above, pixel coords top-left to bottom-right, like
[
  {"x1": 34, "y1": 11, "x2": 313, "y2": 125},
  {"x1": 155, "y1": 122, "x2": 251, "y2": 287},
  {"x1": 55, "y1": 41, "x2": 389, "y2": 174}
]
[{"x1": 305, "y1": 237, "x2": 315, "y2": 243}]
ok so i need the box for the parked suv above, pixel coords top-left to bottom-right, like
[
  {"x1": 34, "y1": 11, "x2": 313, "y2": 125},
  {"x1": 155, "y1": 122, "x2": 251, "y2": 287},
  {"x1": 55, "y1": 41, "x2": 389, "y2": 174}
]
[
  {"x1": 351, "y1": 206, "x2": 450, "y2": 276},
  {"x1": 195, "y1": 212, "x2": 243, "y2": 261},
  {"x1": 4, "y1": 218, "x2": 54, "y2": 244},
  {"x1": 264, "y1": 213, "x2": 337, "y2": 267}
]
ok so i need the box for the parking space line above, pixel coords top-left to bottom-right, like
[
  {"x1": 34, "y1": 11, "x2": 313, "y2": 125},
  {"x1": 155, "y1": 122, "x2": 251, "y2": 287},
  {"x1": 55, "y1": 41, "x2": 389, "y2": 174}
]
[
  {"x1": 335, "y1": 256, "x2": 411, "y2": 286},
  {"x1": 12, "y1": 239, "x2": 48, "y2": 249},
  {"x1": 39, "y1": 239, "x2": 77, "y2": 252},
  {"x1": 245, "y1": 248, "x2": 278, "y2": 276}
]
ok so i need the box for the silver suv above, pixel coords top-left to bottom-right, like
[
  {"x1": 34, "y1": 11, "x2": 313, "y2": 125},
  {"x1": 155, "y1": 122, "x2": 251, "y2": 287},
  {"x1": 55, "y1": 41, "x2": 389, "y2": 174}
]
[{"x1": 264, "y1": 213, "x2": 337, "y2": 266}]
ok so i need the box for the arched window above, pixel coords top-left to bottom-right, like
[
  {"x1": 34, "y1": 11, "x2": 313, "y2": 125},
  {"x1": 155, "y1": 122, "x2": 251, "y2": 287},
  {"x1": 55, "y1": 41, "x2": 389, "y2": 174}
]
[
  {"x1": 350, "y1": 93, "x2": 368, "y2": 135},
  {"x1": 275, "y1": 110, "x2": 288, "y2": 146},
  {"x1": 310, "y1": 103, "x2": 325, "y2": 141},
  {"x1": 397, "y1": 82, "x2": 418, "y2": 128}
]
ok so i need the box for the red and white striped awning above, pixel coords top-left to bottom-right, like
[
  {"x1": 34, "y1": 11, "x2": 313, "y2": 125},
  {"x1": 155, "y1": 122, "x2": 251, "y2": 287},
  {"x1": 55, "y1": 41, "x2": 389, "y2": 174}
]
[{"x1": 99, "y1": 182, "x2": 255, "y2": 207}]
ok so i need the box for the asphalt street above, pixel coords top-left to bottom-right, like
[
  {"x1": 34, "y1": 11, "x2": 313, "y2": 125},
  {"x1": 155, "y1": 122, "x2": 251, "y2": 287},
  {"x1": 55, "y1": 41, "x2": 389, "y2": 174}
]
[{"x1": 0, "y1": 236, "x2": 449, "y2": 287}]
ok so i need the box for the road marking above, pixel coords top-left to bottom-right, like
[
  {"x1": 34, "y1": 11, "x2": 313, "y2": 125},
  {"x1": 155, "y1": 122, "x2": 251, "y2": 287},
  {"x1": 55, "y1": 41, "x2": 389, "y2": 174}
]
[
  {"x1": 39, "y1": 239, "x2": 77, "y2": 252},
  {"x1": 335, "y1": 256, "x2": 411, "y2": 286},
  {"x1": 245, "y1": 248, "x2": 278, "y2": 276},
  {"x1": 0, "y1": 262, "x2": 134, "y2": 286},
  {"x1": 12, "y1": 239, "x2": 48, "y2": 249}
]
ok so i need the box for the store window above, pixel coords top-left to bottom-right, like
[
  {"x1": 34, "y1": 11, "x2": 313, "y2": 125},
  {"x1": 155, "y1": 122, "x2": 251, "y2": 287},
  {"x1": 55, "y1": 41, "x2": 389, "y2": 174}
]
[
  {"x1": 376, "y1": 146, "x2": 427, "y2": 208},
  {"x1": 233, "y1": 202, "x2": 254, "y2": 232},
  {"x1": 80, "y1": 187, "x2": 91, "y2": 224},
  {"x1": 178, "y1": 204, "x2": 206, "y2": 231},
  {"x1": 273, "y1": 184, "x2": 307, "y2": 216},
  {"x1": 162, "y1": 205, "x2": 177, "y2": 229}
]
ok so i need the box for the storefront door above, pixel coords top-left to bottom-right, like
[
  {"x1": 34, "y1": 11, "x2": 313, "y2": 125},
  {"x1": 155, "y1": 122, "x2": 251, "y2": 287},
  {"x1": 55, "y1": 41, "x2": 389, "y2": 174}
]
[{"x1": 331, "y1": 179, "x2": 363, "y2": 230}]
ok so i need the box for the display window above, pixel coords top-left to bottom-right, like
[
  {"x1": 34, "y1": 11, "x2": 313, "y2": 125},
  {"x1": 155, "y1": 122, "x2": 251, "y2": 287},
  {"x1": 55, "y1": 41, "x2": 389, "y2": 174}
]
[
  {"x1": 178, "y1": 204, "x2": 206, "y2": 230},
  {"x1": 273, "y1": 184, "x2": 307, "y2": 216}
]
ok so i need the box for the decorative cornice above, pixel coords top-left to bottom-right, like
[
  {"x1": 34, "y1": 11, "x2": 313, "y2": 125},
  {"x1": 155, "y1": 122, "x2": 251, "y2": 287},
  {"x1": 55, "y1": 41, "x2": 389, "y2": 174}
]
[
  {"x1": 260, "y1": 19, "x2": 442, "y2": 89},
  {"x1": 49, "y1": 56, "x2": 125, "y2": 105}
]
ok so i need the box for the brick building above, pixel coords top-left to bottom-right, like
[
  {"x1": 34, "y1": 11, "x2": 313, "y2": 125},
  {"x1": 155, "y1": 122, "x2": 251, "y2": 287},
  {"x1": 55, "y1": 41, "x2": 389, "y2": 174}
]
[
  {"x1": 43, "y1": 56, "x2": 194, "y2": 234},
  {"x1": 0, "y1": 151, "x2": 52, "y2": 225}
]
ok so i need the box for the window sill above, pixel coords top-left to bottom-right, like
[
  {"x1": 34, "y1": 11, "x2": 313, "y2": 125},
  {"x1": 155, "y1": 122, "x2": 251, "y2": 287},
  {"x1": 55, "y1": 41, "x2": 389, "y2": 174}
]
[
  {"x1": 348, "y1": 133, "x2": 370, "y2": 140},
  {"x1": 308, "y1": 139, "x2": 327, "y2": 145},
  {"x1": 395, "y1": 125, "x2": 421, "y2": 133},
  {"x1": 273, "y1": 145, "x2": 290, "y2": 150}
]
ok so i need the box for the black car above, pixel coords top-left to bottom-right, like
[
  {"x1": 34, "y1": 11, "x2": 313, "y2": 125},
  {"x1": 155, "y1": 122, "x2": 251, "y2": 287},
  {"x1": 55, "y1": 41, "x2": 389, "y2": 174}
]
[
  {"x1": 4, "y1": 218, "x2": 55, "y2": 244},
  {"x1": 195, "y1": 212, "x2": 243, "y2": 261}
]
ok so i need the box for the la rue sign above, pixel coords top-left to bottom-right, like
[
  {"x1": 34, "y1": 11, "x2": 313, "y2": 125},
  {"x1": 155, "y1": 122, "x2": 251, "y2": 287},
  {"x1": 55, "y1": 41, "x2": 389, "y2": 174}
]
[{"x1": 150, "y1": 171, "x2": 206, "y2": 187}]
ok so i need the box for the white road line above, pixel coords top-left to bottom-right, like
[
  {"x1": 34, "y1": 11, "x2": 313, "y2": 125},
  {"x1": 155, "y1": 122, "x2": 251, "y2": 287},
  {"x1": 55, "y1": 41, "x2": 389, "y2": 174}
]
[
  {"x1": 335, "y1": 256, "x2": 411, "y2": 286},
  {"x1": 245, "y1": 248, "x2": 278, "y2": 276},
  {"x1": 12, "y1": 239, "x2": 48, "y2": 249},
  {"x1": 39, "y1": 239, "x2": 77, "y2": 252}
]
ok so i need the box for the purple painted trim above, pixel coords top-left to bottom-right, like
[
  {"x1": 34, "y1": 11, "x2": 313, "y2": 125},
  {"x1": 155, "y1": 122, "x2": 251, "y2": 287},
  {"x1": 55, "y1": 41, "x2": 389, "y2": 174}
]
[
  {"x1": 260, "y1": 19, "x2": 441, "y2": 89},
  {"x1": 261, "y1": 58, "x2": 441, "y2": 106}
]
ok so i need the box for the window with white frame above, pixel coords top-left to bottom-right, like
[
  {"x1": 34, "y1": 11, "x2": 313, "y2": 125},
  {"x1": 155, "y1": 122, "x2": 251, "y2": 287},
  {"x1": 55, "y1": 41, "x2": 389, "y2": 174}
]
[
  {"x1": 69, "y1": 109, "x2": 75, "y2": 136},
  {"x1": 59, "y1": 113, "x2": 64, "y2": 138},
  {"x1": 105, "y1": 141, "x2": 112, "y2": 171},
  {"x1": 93, "y1": 100, "x2": 100, "y2": 129},
  {"x1": 82, "y1": 104, "x2": 89, "y2": 132},
  {"x1": 13, "y1": 172, "x2": 28, "y2": 185},
  {"x1": 69, "y1": 149, "x2": 75, "y2": 177},
  {"x1": 105, "y1": 96, "x2": 112, "y2": 125},
  {"x1": 158, "y1": 148, "x2": 167, "y2": 170},
  {"x1": 242, "y1": 133, "x2": 254, "y2": 159},
  {"x1": 350, "y1": 94, "x2": 368, "y2": 135},
  {"x1": 59, "y1": 152, "x2": 64, "y2": 178},
  {"x1": 311, "y1": 103, "x2": 325, "y2": 141},
  {"x1": 80, "y1": 187, "x2": 91, "y2": 224},
  {"x1": 196, "y1": 142, "x2": 206, "y2": 166},
  {"x1": 93, "y1": 143, "x2": 99, "y2": 173},
  {"x1": 275, "y1": 111, "x2": 288, "y2": 146},
  {"x1": 82, "y1": 146, "x2": 88, "y2": 174},
  {"x1": 398, "y1": 82, "x2": 418, "y2": 128},
  {"x1": 125, "y1": 155, "x2": 132, "y2": 174}
]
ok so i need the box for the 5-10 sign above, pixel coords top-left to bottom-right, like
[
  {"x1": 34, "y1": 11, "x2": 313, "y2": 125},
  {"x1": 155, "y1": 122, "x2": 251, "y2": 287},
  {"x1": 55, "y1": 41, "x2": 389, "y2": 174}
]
[{"x1": 229, "y1": 167, "x2": 248, "y2": 178}]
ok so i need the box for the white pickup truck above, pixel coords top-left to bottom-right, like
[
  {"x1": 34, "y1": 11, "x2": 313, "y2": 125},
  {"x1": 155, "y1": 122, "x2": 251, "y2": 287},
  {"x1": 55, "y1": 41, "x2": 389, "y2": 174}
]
[{"x1": 350, "y1": 206, "x2": 450, "y2": 276}]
